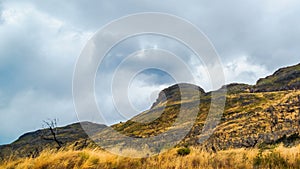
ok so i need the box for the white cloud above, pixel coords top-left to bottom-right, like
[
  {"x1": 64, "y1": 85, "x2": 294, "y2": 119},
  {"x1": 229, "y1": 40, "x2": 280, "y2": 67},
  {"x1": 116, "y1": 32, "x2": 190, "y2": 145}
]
[
  {"x1": 191, "y1": 55, "x2": 270, "y2": 90},
  {"x1": 223, "y1": 56, "x2": 270, "y2": 85}
]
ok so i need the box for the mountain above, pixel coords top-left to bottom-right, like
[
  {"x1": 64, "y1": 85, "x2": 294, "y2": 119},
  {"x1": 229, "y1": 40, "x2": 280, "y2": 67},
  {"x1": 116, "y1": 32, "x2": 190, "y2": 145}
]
[
  {"x1": 1, "y1": 63, "x2": 300, "y2": 159},
  {"x1": 96, "y1": 63, "x2": 300, "y2": 152}
]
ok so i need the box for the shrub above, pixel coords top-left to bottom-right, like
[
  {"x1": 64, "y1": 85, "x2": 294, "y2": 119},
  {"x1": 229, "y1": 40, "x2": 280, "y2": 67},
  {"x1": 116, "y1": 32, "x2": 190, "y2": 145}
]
[
  {"x1": 253, "y1": 151, "x2": 288, "y2": 168},
  {"x1": 177, "y1": 147, "x2": 191, "y2": 156}
]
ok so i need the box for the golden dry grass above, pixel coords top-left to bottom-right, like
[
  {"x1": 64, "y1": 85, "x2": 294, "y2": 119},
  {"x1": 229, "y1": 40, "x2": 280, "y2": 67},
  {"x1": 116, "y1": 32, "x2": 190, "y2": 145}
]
[{"x1": 1, "y1": 144, "x2": 300, "y2": 169}]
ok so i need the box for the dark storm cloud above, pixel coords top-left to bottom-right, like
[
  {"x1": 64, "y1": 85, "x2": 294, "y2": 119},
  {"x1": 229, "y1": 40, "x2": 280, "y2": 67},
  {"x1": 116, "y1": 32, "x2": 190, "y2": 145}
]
[{"x1": 23, "y1": 0, "x2": 300, "y2": 70}]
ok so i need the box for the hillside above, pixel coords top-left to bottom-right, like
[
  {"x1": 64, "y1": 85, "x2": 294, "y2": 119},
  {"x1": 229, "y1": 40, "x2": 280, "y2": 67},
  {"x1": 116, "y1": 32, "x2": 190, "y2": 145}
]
[
  {"x1": 254, "y1": 63, "x2": 300, "y2": 92},
  {"x1": 0, "y1": 122, "x2": 106, "y2": 160},
  {"x1": 0, "y1": 63, "x2": 300, "y2": 159}
]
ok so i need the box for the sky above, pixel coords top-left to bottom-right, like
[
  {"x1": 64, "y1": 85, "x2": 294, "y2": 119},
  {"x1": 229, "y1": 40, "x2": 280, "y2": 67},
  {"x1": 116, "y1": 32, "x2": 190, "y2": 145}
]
[{"x1": 0, "y1": 0, "x2": 300, "y2": 144}]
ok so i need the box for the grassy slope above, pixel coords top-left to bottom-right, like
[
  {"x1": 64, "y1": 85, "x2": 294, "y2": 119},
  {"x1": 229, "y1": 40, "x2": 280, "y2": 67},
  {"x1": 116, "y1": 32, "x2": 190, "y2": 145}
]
[{"x1": 96, "y1": 89, "x2": 300, "y2": 153}]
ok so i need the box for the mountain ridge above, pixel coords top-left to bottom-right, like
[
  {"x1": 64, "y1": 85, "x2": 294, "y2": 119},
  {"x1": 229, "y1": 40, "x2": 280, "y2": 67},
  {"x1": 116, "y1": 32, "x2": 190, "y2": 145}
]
[{"x1": 1, "y1": 63, "x2": 300, "y2": 159}]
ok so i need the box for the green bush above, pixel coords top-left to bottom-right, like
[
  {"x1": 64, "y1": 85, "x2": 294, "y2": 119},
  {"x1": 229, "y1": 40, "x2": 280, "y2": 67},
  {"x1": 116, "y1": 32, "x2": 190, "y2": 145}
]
[
  {"x1": 177, "y1": 147, "x2": 191, "y2": 156},
  {"x1": 253, "y1": 151, "x2": 288, "y2": 168}
]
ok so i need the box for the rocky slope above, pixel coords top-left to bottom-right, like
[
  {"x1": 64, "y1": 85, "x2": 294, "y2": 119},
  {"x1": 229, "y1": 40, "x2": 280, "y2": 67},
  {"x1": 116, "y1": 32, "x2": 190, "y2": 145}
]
[{"x1": 254, "y1": 63, "x2": 300, "y2": 92}]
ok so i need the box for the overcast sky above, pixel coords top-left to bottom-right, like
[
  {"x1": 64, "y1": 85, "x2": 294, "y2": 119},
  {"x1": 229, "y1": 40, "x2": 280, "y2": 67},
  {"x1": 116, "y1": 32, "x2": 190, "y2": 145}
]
[{"x1": 0, "y1": 0, "x2": 300, "y2": 144}]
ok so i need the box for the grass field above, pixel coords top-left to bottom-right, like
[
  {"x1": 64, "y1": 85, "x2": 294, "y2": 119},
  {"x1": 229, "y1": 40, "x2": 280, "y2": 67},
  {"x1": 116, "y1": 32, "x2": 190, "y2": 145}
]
[{"x1": 1, "y1": 144, "x2": 300, "y2": 169}]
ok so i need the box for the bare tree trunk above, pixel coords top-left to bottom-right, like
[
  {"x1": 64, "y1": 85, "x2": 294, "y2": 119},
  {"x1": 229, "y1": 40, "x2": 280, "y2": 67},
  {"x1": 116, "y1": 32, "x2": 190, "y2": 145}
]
[{"x1": 42, "y1": 119, "x2": 63, "y2": 149}]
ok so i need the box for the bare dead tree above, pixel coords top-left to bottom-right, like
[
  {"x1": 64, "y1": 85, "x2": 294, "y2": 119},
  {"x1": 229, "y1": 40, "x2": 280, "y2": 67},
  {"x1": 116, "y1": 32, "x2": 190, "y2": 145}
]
[{"x1": 41, "y1": 118, "x2": 63, "y2": 149}]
